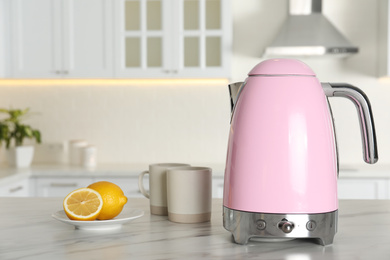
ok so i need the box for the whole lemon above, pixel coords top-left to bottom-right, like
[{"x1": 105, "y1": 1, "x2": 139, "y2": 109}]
[{"x1": 87, "y1": 181, "x2": 128, "y2": 220}]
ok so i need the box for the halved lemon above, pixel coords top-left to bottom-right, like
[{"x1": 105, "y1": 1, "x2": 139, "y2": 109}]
[
  {"x1": 63, "y1": 188, "x2": 103, "y2": 221},
  {"x1": 88, "y1": 181, "x2": 128, "y2": 220}
]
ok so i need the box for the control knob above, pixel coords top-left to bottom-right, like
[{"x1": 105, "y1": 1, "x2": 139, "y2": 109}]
[{"x1": 278, "y1": 219, "x2": 295, "y2": 233}]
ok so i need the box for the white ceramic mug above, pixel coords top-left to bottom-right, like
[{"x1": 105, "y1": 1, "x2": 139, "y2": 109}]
[
  {"x1": 138, "y1": 163, "x2": 190, "y2": 215},
  {"x1": 167, "y1": 166, "x2": 212, "y2": 223}
]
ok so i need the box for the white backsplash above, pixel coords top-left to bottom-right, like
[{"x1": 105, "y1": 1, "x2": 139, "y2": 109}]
[{"x1": 0, "y1": 84, "x2": 230, "y2": 165}]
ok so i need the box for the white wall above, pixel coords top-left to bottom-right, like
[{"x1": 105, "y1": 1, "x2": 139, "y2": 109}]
[{"x1": 0, "y1": 0, "x2": 389, "y2": 168}]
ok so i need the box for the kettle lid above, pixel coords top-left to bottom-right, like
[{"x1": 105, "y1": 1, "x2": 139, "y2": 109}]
[{"x1": 248, "y1": 59, "x2": 316, "y2": 76}]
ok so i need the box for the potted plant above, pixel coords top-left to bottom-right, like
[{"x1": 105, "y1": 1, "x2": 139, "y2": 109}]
[{"x1": 0, "y1": 108, "x2": 41, "y2": 168}]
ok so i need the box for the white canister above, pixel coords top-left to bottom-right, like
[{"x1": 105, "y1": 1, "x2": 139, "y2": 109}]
[
  {"x1": 81, "y1": 145, "x2": 97, "y2": 168},
  {"x1": 68, "y1": 140, "x2": 88, "y2": 165}
]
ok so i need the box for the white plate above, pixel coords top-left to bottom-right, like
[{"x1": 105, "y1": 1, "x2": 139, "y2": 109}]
[{"x1": 52, "y1": 208, "x2": 144, "y2": 231}]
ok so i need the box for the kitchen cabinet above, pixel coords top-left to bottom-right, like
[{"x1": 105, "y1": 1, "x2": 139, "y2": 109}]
[
  {"x1": 114, "y1": 0, "x2": 231, "y2": 78},
  {"x1": 94, "y1": 177, "x2": 143, "y2": 198},
  {"x1": 0, "y1": 177, "x2": 29, "y2": 197},
  {"x1": 30, "y1": 176, "x2": 143, "y2": 198},
  {"x1": 212, "y1": 175, "x2": 390, "y2": 200},
  {"x1": 3, "y1": 0, "x2": 230, "y2": 79},
  {"x1": 3, "y1": 164, "x2": 390, "y2": 199},
  {"x1": 26, "y1": 176, "x2": 390, "y2": 199},
  {"x1": 212, "y1": 177, "x2": 390, "y2": 200},
  {"x1": 338, "y1": 178, "x2": 389, "y2": 200},
  {"x1": 212, "y1": 176, "x2": 224, "y2": 198},
  {"x1": 29, "y1": 175, "x2": 221, "y2": 198},
  {"x1": 30, "y1": 177, "x2": 94, "y2": 197},
  {"x1": 8, "y1": 0, "x2": 113, "y2": 78}
]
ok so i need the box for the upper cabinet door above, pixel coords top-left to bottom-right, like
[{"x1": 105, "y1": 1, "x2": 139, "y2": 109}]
[
  {"x1": 175, "y1": 0, "x2": 231, "y2": 78},
  {"x1": 114, "y1": 0, "x2": 171, "y2": 78},
  {"x1": 62, "y1": 0, "x2": 113, "y2": 78},
  {"x1": 10, "y1": 0, "x2": 62, "y2": 78},
  {"x1": 9, "y1": 0, "x2": 113, "y2": 78},
  {"x1": 5, "y1": 0, "x2": 230, "y2": 79},
  {"x1": 114, "y1": 0, "x2": 231, "y2": 78}
]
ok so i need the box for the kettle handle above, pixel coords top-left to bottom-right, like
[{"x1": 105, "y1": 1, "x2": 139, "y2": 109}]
[{"x1": 322, "y1": 83, "x2": 378, "y2": 164}]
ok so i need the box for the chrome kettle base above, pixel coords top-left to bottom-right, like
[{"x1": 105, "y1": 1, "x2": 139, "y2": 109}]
[{"x1": 223, "y1": 207, "x2": 337, "y2": 246}]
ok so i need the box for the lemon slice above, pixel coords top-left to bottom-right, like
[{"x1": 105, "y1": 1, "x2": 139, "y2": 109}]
[{"x1": 63, "y1": 188, "x2": 103, "y2": 221}]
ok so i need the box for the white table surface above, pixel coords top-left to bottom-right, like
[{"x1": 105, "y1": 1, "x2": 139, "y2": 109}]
[{"x1": 0, "y1": 198, "x2": 389, "y2": 260}]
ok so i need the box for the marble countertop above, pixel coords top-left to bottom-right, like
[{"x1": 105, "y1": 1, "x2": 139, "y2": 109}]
[{"x1": 1, "y1": 198, "x2": 390, "y2": 259}]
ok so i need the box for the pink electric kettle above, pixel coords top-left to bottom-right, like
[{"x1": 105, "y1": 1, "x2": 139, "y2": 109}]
[{"x1": 223, "y1": 59, "x2": 378, "y2": 245}]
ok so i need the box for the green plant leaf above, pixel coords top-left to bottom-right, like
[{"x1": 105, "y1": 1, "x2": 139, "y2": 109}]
[
  {"x1": 0, "y1": 107, "x2": 41, "y2": 148},
  {"x1": 32, "y1": 130, "x2": 41, "y2": 143},
  {"x1": 23, "y1": 126, "x2": 33, "y2": 137}
]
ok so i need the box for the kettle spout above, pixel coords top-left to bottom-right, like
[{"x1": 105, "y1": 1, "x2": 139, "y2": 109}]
[{"x1": 229, "y1": 82, "x2": 244, "y2": 112}]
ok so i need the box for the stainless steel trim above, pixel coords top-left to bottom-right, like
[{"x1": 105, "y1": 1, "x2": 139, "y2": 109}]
[
  {"x1": 228, "y1": 82, "x2": 243, "y2": 113},
  {"x1": 223, "y1": 207, "x2": 337, "y2": 246},
  {"x1": 322, "y1": 83, "x2": 378, "y2": 164},
  {"x1": 326, "y1": 98, "x2": 340, "y2": 177},
  {"x1": 228, "y1": 81, "x2": 247, "y2": 125}
]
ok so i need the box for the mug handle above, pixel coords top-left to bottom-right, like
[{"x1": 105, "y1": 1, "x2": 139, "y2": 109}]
[{"x1": 138, "y1": 170, "x2": 150, "y2": 198}]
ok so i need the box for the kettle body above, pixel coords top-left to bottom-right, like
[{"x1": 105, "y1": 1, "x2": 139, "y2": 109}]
[
  {"x1": 224, "y1": 67, "x2": 337, "y2": 214},
  {"x1": 223, "y1": 59, "x2": 378, "y2": 245}
]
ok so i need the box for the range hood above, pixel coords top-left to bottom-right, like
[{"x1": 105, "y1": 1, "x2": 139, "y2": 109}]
[{"x1": 264, "y1": 0, "x2": 358, "y2": 57}]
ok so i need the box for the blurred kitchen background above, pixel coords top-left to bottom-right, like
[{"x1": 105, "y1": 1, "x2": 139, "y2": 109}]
[{"x1": 0, "y1": 0, "x2": 389, "y2": 169}]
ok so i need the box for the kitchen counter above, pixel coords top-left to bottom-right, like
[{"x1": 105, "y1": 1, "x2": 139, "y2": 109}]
[
  {"x1": 1, "y1": 163, "x2": 390, "y2": 186},
  {"x1": 1, "y1": 162, "x2": 389, "y2": 180},
  {"x1": 1, "y1": 163, "x2": 390, "y2": 199},
  {"x1": 0, "y1": 163, "x2": 226, "y2": 184},
  {"x1": 1, "y1": 198, "x2": 389, "y2": 260}
]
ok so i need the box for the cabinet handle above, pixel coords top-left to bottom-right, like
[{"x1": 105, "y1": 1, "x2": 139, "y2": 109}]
[
  {"x1": 50, "y1": 183, "x2": 78, "y2": 187},
  {"x1": 54, "y1": 70, "x2": 69, "y2": 75},
  {"x1": 9, "y1": 186, "x2": 23, "y2": 193},
  {"x1": 162, "y1": 70, "x2": 179, "y2": 74}
]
